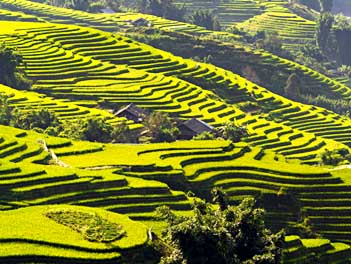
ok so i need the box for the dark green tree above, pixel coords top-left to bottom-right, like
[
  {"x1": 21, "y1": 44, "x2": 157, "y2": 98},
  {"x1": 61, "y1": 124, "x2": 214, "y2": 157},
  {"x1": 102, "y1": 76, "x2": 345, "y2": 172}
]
[
  {"x1": 0, "y1": 94, "x2": 12, "y2": 126},
  {"x1": 284, "y1": 73, "x2": 301, "y2": 99},
  {"x1": 60, "y1": 118, "x2": 113, "y2": 143},
  {"x1": 146, "y1": 0, "x2": 186, "y2": 21},
  {"x1": 145, "y1": 112, "x2": 179, "y2": 142},
  {"x1": 316, "y1": 12, "x2": 335, "y2": 55},
  {"x1": 0, "y1": 45, "x2": 31, "y2": 90},
  {"x1": 188, "y1": 10, "x2": 221, "y2": 30},
  {"x1": 157, "y1": 194, "x2": 284, "y2": 264},
  {"x1": 111, "y1": 120, "x2": 140, "y2": 143},
  {"x1": 219, "y1": 122, "x2": 248, "y2": 142},
  {"x1": 12, "y1": 108, "x2": 59, "y2": 131}
]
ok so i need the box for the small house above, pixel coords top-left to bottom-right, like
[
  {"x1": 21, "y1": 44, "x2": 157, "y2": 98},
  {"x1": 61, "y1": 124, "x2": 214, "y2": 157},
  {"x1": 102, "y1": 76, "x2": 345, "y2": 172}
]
[
  {"x1": 114, "y1": 103, "x2": 148, "y2": 123},
  {"x1": 178, "y1": 118, "x2": 215, "y2": 140}
]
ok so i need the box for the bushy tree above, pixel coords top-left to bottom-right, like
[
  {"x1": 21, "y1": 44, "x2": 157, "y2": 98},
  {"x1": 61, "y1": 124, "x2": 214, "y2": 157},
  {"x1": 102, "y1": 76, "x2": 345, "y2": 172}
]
[
  {"x1": 284, "y1": 73, "x2": 301, "y2": 99},
  {"x1": 111, "y1": 120, "x2": 140, "y2": 143},
  {"x1": 316, "y1": 12, "x2": 335, "y2": 55},
  {"x1": 0, "y1": 94, "x2": 12, "y2": 126},
  {"x1": 0, "y1": 45, "x2": 31, "y2": 90},
  {"x1": 256, "y1": 31, "x2": 284, "y2": 55},
  {"x1": 142, "y1": 0, "x2": 186, "y2": 21},
  {"x1": 192, "y1": 131, "x2": 215, "y2": 140},
  {"x1": 188, "y1": 9, "x2": 221, "y2": 31},
  {"x1": 157, "y1": 191, "x2": 284, "y2": 264},
  {"x1": 144, "y1": 112, "x2": 179, "y2": 142},
  {"x1": 60, "y1": 118, "x2": 113, "y2": 143},
  {"x1": 219, "y1": 122, "x2": 248, "y2": 142},
  {"x1": 12, "y1": 108, "x2": 60, "y2": 131},
  {"x1": 319, "y1": 148, "x2": 351, "y2": 166}
]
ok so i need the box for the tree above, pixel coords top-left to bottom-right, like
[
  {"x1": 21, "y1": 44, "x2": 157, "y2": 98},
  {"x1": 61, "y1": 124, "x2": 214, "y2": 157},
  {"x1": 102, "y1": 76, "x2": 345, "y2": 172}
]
[
  {"x1": 284, "y1": 73, "x2": 301, "y2": 99},
  {"x1": 146, "y1": 0, "x2": 186, "y2": 21},
  {"x1": 144, "y1": 112, "x2": 179, "y2": 142},
  {"x1": 12, "y1": 108, "x2": 60, "y2": 131},
  {"x1": 192, "y1": 131, "x2": 215, "y2": 140},
  {"x1": 316, "y1": 12, "x2": 335, "y2": 55},
  {"x1": 157, "y1": 192, "x2": 284, "y2": 264},
  {"x1": 0, "y1": 44, "x2": 31, "y2": 90},
  {"x1": 188, "y1": 10, "x2": 221, "y2": 31},
  {"x1": 219, "y1": 122, "x2": 248, "y2": 142},
  {"x1": 60, "y1": 118, "x2": 113, "y2": 143},
  {"x1": 0, "y1": 94, "x2": 12, "y2": 126},
  {"x1": 256, "y1": 31, "x2": 284, "y2": 55},
  {"x1": 111, "y1": 120, "x2": 139, "y2": 143}
]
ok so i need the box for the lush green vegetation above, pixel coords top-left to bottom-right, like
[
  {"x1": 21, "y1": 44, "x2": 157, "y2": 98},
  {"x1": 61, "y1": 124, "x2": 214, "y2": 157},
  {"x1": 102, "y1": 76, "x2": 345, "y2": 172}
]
[{"x1": 0, "y1": 0, "x2": 351, "y2": 262}]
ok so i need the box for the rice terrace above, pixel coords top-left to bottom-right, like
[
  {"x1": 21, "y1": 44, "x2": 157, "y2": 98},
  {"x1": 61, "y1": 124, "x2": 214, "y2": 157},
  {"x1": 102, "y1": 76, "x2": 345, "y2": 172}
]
[{"x1": 1, "y1": 0, "x2": 351, "y2": 263}]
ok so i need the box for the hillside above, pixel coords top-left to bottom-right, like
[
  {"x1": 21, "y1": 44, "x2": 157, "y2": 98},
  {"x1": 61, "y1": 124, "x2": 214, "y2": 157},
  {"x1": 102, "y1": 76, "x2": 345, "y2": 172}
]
[{"x1": 0, "y1": 0, "x2": 350, "y2": 262}]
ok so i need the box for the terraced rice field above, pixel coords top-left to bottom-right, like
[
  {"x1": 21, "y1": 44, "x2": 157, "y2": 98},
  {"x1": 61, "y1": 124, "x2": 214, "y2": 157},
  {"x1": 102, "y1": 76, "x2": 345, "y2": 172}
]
[
  {"x1": 0, "y1": 0, "x2": 351, "y2": 262},
  {"x1": 0, "y1": 20, "x2": 349, "y2": 164}
]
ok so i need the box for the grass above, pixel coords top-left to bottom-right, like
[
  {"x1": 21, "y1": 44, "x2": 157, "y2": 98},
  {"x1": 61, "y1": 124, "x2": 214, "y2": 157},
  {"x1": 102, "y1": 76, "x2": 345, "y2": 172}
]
[{"x1": 0, "y1": 205, "x2": 148, "y2": 258}]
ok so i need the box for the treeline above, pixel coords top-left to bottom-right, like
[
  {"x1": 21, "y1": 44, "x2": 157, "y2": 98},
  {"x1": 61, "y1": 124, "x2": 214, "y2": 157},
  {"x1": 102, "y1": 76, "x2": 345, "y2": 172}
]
[{"x1": 35, "y1": 0, "x2": 222, "y2": 31}]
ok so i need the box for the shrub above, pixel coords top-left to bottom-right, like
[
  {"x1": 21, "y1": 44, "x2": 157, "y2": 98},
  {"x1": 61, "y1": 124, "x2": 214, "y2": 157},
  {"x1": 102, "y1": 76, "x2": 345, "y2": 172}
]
[
  {"x1": 0, "y1": 44, "x2": 31, "y2": 90},
  {"x1": 192, "y1": 131, "x2": 215, "y2": 140},
  {"x1": 111, "y1": 120, "x2": 140, "y2": 143},
  {"x1": 144, "y1": 112, "x2": 179, "y2": 142},
  {"x1": 157, "y1": 192, "x2": 284, "y2": 264},
  {"x1": 218, "y1": 122, "x2": 249, "y2": 142}
]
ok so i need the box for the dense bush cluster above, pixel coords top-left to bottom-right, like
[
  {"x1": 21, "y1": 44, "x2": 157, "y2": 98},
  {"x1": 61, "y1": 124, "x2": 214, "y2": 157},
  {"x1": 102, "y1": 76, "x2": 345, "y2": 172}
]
[
  {"x1": 0, "y1": 44, "x2": 31, "y2": 90},
  {"x1": 157, "y1": 190, "x2": 284, "y2": 264}
]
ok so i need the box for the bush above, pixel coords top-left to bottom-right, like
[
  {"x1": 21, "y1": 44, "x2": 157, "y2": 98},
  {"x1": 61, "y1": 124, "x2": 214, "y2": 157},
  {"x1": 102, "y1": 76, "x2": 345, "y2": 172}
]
[
  {"x1": 144, "y1": 112, "x2": 179, "y2": 143},
  {"x1": 319, "y1": 148, "x2": 351, "y2": 166},
  {"x1": 192, "y1": 131, "x2": 215, "y2": 140},
  {"x1": 0, "y1": 44, "x2": 31, "y2": 90},
  {"x1": 157, "y1": 190, "x2": 284, "y2": 264},
  {"x1": 218, "y1": 122, "x2": 249, "y2": 142},
  {"x1": 111, "y1": 120, "x2": 140, "y2": 143}
]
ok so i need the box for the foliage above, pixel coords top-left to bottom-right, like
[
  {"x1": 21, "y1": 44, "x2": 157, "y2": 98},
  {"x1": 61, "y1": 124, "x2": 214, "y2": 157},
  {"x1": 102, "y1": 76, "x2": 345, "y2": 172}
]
[
  {"x1": 319, "y1": 148, "x2": 351, "y2": 166},
  {"x1": 111, "y1": 120, "x2": 140, "y2": 143},
  {"x1": 12, "y1": 108, "x2": 60, "y2": 131},
  {"x1": 0, "y1": 94, "x2": 12, "y2": 126},
  {"x1": 144, "y1": 112, "x2": 179, "y2": 142},
  {"x1": 219, "y1": 122, "x2": 248, "y2": 143},
  {"x1": 45, "y1": 209, "x2": 126, "y2": 242},
  {"x1": 188, "y1": 9, "x2": 221, "y2": 31},
  {"x1": 60, "y1": 118, "x2": 113, "y2": 143},
  {"x1": 284, "y1": 73, "x2": 301, "y2": 100},
  {"x1": 140, "y1": 0, "x2": 186, "y2": 21},
  {"x1": 316, "y1": 12, "x2": 336, "y2": 56},
  {"x1": 192, "y1": 131, "x2": 215, "y2": 140},
  {"x1": 157, "y1": 193, "x2": 284, "y2": 264},
  {"x1": 0, "y1": 44, "x2": 30, "y2": 90},
  {"x1": 255, "y1": 31, "x2": 285, "y2": 57}
]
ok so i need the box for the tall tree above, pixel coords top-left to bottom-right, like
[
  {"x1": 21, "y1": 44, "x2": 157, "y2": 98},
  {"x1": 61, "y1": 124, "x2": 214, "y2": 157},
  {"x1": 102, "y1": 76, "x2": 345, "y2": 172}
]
[
  {"x1": 0, "y1": 45, "x2": 30, "y2": 90},
  {"x1": 316, "y1": 12, "x2": 335, "y2": 55},
  {"x1": 157, "y1": 195, "x2": 284, "y2": 264},
  {"x1": 188, "y1": 10, "x2": 221, "y2": 31}
]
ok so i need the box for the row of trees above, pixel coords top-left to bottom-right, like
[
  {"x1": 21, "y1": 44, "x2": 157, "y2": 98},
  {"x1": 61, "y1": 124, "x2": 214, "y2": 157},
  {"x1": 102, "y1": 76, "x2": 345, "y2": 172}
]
[
  {"x1": 0, "y1": 95, "x2": 248, "y2": 144},
  {"x1": 39, "y1": 0, "x2": 222, "y2": 31}
]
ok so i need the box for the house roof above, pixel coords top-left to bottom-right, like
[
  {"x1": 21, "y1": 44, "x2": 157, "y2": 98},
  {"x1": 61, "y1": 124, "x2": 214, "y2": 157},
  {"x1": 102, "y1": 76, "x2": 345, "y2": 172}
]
[
  {"x1": 180, "y1": 118, "x2": 214, "y2": 134},
  {"x1": 114, "y1": 103, "x2": 147, "y2": 117},
  {"x1": 132, "y1": 18, "x2": 150, "y2": 24}
]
